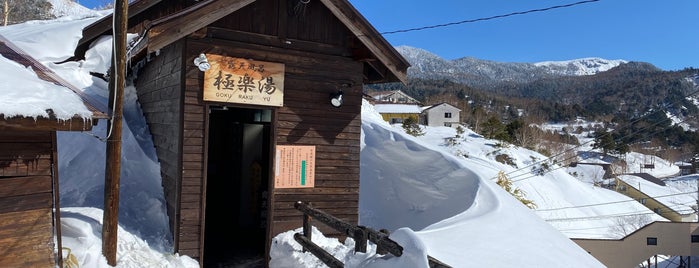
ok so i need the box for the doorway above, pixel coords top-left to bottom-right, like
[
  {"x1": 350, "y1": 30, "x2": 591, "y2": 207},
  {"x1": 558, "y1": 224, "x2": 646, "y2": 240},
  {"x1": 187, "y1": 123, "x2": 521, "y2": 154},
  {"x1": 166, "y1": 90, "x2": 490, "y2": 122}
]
[{"x1": 204, "y1": 106, "x2": 272, "y2": 267}]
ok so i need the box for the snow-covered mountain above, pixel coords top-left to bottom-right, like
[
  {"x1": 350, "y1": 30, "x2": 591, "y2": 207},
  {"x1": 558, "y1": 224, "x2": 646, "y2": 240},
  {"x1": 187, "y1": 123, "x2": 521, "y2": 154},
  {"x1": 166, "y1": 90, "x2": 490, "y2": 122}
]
[
  {"x1": 396, "y1": 45, "x2": 627, "y2": 87},
  {"x1": 48, "y1": 0, "x2": 104, "y2": 18},
  {"x1": 535, "y1": 57, "x2": 628, "y2": 76}
]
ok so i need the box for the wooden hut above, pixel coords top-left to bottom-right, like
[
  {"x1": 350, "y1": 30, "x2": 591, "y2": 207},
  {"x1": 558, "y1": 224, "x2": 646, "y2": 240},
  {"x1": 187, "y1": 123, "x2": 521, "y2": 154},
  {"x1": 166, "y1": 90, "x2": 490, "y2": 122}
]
[
  {"x1": 0, "y1": 36, "x2": 107, "y2": 267},
  {"x1": 74, "y1": 0, "x2": 409, "y2": 266}
]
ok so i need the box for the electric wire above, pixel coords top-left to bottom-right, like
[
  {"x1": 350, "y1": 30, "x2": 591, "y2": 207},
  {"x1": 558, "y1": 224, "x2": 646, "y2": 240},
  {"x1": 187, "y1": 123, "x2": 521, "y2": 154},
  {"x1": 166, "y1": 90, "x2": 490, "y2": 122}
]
[
  {"x1": 510, "y1": 106, "x2": 699, "y2": 184},
  {"x1": 496, "y1": 77, "x2": 699, "y2": 182},
  {"x1": 536, "y1": 191, "x2": 697, "y2": 212},
  {"x1": 380, "y1": 0, "x2": 601, "y2": 35},
  {"x1": 502, "y1": 84, "x2": 699, "y2": 183}
]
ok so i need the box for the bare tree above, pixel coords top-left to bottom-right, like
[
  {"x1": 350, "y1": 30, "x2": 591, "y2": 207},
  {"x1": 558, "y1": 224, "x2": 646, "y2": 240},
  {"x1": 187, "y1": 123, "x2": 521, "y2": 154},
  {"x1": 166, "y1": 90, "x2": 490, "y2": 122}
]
[
  {"x1": 1, "y1": 0, "x2": 54, "y2": 26},
  {"x1": 609, "y1": 214, "x2": 652, "y2": 238}
]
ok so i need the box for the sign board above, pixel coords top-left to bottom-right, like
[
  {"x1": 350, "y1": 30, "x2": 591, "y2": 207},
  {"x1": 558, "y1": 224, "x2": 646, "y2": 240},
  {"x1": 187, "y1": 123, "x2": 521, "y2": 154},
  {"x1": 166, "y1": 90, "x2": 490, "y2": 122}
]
[
  {"x1": 274, "y1": 145, "x2": 315, "y2": 188},
  {"x1": 203, "y1": 55, "x2": 285, "y2": 107}
]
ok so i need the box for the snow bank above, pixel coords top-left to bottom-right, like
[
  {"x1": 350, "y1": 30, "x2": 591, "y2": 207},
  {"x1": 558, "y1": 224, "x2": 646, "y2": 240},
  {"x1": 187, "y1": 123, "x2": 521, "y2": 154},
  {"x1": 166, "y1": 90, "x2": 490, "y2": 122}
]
[
  {"x1": 359, "y1": 100, "x2": 604, "y2": 267},
  {"x1": 61, "y1": 207, "x2": 198, "y2": 268}
]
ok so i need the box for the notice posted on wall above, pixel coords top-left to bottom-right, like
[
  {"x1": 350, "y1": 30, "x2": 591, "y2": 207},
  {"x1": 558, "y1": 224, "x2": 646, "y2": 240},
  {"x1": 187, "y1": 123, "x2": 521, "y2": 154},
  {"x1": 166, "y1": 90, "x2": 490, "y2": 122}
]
[{"x1": 274, "y1": 145, "x2": 316, "y2": 189}]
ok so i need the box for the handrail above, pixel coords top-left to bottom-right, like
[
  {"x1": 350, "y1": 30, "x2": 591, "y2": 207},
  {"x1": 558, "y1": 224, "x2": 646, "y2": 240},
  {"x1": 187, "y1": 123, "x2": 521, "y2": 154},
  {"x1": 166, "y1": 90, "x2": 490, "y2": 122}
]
[
  {"x1": 294, "y1": 201, "x2": 403, "y2": 256},
  {"x1": 292, "y1": 201, "x2": 452, "y2": 267}
]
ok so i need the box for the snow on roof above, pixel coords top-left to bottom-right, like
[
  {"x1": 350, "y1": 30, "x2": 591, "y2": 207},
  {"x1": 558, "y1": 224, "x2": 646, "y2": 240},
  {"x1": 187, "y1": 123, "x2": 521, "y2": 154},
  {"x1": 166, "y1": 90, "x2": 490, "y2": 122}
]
[
  {"x1": 0, "y1": 49, "x2": 92, "y2": 121},
  {"x1": 617, "y1": 174, "x2": 696, "y2": 215},
  {"x1": 373, "y1": 104, "x2": 422, "y2": 114},
  {"x1": 422, "y1": 102, "x2": 461, "y2": 112}
]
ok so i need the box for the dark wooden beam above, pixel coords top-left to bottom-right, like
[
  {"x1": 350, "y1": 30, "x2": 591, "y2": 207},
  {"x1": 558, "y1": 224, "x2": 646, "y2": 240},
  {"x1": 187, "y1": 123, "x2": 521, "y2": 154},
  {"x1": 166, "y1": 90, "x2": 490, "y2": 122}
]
[
  {"x1": 147, "y1": 0, "x2": 256, "y2": 53},
  {"x1": 318, "y1": 0, "x2": 409, "y2": 84},
  {"x1": 0, "y1": 117, "x2": 94, "y2": 132},
  {"x1": 206, "y1": 27, "x2": 352, "y2": 57}
]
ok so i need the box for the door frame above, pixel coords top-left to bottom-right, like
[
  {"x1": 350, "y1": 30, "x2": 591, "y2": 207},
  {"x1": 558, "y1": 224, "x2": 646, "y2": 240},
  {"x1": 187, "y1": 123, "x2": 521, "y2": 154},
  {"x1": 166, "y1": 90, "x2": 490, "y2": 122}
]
[{"x1": 200, "y1": 103, "x2": 277, "y2": 265}]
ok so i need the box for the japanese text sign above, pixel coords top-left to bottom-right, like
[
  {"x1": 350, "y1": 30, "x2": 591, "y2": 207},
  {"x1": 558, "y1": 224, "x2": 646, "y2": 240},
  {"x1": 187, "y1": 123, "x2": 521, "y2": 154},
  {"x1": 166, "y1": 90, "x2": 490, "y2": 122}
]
[
  {"x1": 203, "y1": 55, "x2": 285, "y2": 107},
  {"x1": 274, "y1": 145, "x2": 316, "y2": 189}
]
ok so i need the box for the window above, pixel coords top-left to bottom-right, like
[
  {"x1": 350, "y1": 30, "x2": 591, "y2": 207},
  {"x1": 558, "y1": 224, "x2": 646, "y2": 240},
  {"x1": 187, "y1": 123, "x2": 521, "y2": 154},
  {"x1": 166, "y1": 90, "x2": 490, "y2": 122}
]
[
  {"x1": 647, "y1": 237, "x2": 657, "y2": 245},
  {"x1": 692, "y1": 235, "x2": 699, "y2": 243},
  {"x1": 640, "y1": 198, "x2": 646, "y2": 204},
  {"x1": 444, "y1": 112, "x2": 452, "y2": 118}
]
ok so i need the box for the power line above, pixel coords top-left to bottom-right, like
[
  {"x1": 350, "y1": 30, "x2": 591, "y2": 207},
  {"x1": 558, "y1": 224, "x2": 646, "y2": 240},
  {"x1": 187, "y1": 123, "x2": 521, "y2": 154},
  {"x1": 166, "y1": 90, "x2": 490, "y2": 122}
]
[
  {"x1": 507, "y1": 86, "x2": 699, "y2": 183},
  {"x1": 536, "y1": 191, "x2": 697, "y2": 212},
  {"x1": 381, "y1": 0, "x2": 601, "y2": 35},
  {"x1": 545, "y1": 208, "x2": 695, "y2": 222}
]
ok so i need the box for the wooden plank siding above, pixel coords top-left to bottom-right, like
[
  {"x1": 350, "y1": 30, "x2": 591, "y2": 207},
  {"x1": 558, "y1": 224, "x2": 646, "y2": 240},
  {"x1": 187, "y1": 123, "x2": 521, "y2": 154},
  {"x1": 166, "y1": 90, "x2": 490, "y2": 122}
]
[
  {"x1": 0, "y1": 130, "x2": 57, "y2": 267},
  {"x1": 182, "y1": 25, "x2": 363, "y2": 258},
  {"x1": 133, "y1": 40, "x2": 185, "y2": 253},
  {"x1": 117, "y1": 0, "x2": 405, "y2": 264}
]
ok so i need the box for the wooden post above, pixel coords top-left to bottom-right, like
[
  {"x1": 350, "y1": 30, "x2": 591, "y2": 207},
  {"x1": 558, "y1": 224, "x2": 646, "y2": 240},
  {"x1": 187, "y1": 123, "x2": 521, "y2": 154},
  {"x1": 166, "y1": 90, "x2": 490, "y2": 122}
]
[
  {"x1": 376, "y1": 229, "x2": 390, "y2": 255},
  {"x1": 102, "y1": 0, "x2": 128, "y2": 265},
  {"x1": 293, "y1": 233, "x2": 344, "y2": 268},
  {"x1": 354, "y1": 226, "x2": 367, "y2": 253}
]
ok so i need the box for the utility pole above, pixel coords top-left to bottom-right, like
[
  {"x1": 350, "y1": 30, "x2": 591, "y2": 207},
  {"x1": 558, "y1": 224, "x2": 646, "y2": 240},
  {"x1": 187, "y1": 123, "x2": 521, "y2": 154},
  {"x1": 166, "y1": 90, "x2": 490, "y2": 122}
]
[{"x1": 102, "y1": 0, "x2": 128, "y2": 265}]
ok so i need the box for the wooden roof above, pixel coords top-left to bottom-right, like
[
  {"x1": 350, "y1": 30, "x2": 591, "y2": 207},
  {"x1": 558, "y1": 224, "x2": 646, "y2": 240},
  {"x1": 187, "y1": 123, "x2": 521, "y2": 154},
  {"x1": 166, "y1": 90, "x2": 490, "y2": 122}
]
[
  {"x1": 74, "y1": 0, "x2": 409, "y2": 84},
  {"x1": 0, "y1": 35, "x2": 108, "y2": 131}
]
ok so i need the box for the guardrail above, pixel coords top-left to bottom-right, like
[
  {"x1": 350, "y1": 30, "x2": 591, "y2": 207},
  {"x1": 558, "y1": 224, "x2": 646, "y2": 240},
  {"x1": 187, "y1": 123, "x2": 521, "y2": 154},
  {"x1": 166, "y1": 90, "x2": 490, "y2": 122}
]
[{"x1": 292, "y1": 201, "x2": 451, "y2": 268}]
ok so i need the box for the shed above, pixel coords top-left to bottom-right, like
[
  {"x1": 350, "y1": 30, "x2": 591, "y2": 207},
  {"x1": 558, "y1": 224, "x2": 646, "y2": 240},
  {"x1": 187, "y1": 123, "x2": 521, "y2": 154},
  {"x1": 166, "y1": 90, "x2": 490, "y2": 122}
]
[
  {"x1": 0, "y1": 35, "x2": 107, "y2": 267},
  {"x1": 74, "y1": 0, "x2": 409, "y2": 266},
  {"x1": 421, "y1": 102, "x2": 461, "y2": 127}
]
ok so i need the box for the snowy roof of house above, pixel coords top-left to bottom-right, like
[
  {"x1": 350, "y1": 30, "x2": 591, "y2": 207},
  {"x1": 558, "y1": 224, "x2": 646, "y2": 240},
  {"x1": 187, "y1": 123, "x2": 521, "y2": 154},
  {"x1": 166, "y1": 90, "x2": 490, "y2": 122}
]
[
  {"x1": 617, "y1": 174, "x2": 695, "y2": 215},
  {"x1": 422, "y1": 102, "x2": 461, "y2": 112},
  {"x1": 373, "y1": 104, "x2": 422, "y2": 114},
  {"x1": 0, "y1": 34, "x2": 107, "y2": 131}
]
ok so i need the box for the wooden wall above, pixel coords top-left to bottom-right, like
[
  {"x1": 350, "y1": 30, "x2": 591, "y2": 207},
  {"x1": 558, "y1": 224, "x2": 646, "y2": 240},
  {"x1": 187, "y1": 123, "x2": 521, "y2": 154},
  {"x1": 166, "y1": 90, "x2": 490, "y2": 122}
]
[
  {"x1": 133, "y1": 40, "x2": 185, "y2": 252},
  {"x1": 0, "y1": 130, "x2": 57, "y2": 267},
  {"x1": 133, "y1": 0, "x2": 366, "y2": 261},
  {"x1": 182, "y1": 28, "x2": 363, "y2": 259}
]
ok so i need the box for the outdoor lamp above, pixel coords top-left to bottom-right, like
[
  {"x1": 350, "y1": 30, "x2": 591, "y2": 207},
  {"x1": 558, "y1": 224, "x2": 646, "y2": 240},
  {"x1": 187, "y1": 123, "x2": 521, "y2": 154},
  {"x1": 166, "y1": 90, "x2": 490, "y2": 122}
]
[
  {"x1": 193, "y1": 53, "x2": 210, "y2": 72},
  {"x1": 330, "y1": 90, "x2": 344, "y2": 107}
]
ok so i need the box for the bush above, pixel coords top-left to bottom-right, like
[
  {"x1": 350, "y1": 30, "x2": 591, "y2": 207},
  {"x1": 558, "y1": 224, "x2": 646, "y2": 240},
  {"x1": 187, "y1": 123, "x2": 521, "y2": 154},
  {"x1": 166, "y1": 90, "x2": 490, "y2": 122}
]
[{"x1": 402, "y1": 116, "x2": 424, "y2": 136}]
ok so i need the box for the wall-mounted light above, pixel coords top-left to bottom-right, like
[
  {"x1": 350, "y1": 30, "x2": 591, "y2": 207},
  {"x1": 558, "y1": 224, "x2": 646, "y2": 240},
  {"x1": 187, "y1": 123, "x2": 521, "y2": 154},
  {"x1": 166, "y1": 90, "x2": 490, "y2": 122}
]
[
  {"x1": 330, "y1": 90, "x2": 344, "y2": 107},
  {"x1": 193, "y1": 53, "x2": 210, "y2": 72}
]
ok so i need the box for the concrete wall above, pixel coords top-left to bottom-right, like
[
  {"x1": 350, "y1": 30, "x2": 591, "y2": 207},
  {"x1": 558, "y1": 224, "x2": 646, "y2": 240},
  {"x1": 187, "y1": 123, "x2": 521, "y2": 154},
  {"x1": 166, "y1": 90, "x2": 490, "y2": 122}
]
[{"x1": 574, "y1": 222, "x2": 699, "y2": 267}]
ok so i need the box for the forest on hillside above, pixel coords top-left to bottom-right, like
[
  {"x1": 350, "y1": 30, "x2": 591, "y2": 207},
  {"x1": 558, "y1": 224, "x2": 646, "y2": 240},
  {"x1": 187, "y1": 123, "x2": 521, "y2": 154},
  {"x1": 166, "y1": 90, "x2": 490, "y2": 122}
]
[{"x1": 366, "y1": 63, "x2": 699, "y2": 157}]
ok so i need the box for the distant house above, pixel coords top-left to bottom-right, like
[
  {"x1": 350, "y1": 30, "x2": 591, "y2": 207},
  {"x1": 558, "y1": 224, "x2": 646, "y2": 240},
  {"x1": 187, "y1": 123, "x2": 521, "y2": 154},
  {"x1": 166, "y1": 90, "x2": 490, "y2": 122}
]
[
  {"x1": 374, "y1": 104, "x2": 422, "y2": 124},
  {"x1": 0, "y1": 35, "x2": 107, "y2": 267},
  {"x1": 615, "y1": 174, "x2": 695, "y2": 222},
  {"x1": 368, "y1": 90, "x2": 420, "y2": 104},
  {"x1": 421, "y1": 102, "x2": 461, "y2": 127}
]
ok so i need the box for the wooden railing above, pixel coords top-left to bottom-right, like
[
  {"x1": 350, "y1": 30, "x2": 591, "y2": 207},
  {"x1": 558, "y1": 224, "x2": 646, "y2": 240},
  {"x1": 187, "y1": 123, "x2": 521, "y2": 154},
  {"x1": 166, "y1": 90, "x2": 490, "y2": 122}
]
[{"x1": 292, "y1": 201, "x2": 451, "y2": 268}]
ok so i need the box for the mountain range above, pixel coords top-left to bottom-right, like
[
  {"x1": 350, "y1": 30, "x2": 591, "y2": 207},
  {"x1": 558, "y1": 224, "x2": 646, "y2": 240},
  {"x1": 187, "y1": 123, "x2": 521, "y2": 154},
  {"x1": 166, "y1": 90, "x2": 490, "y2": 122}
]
[{"x1": 396, "y1": 46, "x2": 629, "y2": 88}]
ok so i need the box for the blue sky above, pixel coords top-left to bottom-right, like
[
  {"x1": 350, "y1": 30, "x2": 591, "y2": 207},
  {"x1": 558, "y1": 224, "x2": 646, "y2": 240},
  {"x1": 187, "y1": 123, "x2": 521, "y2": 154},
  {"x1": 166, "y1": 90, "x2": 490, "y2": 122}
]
[{"x1": 78, "y1": 0, "x2": 697, "y2": 70}]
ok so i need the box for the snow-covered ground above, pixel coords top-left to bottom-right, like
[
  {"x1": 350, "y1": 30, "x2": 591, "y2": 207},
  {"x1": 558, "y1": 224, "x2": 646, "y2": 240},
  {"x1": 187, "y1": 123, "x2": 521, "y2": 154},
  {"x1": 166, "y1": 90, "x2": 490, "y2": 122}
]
[{"x1": 1, "y1": 2, "x2": 697, "y2": 267}]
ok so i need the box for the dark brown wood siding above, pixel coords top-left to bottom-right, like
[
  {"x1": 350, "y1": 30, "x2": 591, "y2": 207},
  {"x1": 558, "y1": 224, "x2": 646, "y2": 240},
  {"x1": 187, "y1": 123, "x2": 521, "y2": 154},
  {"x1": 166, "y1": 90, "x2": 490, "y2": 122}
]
[
  {"x1": 0, "y1": 130, "x2": 57, "y2": 267},
  {"x1": 186, "y1": 27, "x2": 363, "y2": 253},
  {"x1": 178, "y1": 48, "x2": 207, "y2": 260},
  {"x1": 133, "y1": 40, "x2": 185, "y2": 251},
  {"x1": 211, "y1": 0, "x2": 352, "y2": 47}
]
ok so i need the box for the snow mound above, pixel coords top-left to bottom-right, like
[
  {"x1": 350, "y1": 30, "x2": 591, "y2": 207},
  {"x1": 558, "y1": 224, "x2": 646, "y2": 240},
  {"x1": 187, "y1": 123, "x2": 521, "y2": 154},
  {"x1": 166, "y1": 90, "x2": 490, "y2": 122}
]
[
  {"x1": 359, "y1": 100, "x2": 604, "y2": 267},
  {"x1": 61, "y1": 207, "x2": 198, "y2": 268}
]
